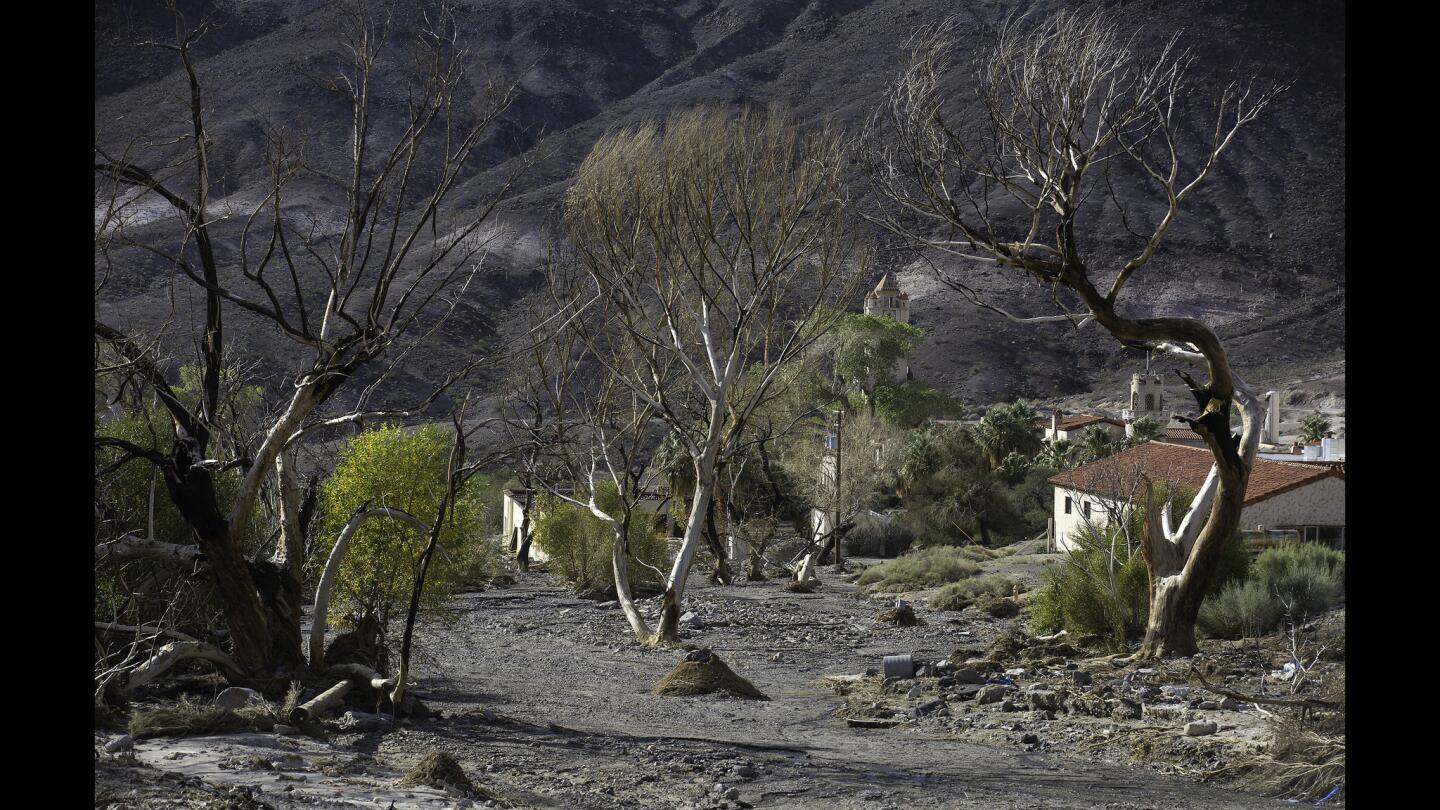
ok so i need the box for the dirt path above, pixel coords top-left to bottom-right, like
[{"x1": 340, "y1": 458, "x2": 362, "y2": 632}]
[
  {"x1": 367, "y1": 570, "x2": 1286, "y2": 809},
  {"x1": 110, "y1": 568, "x2": 1321, "y2": 809}
]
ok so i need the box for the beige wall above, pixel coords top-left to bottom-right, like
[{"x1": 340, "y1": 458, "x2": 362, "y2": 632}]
[
  {"x1": 1054, "y1": 476, "x2": 1345, "y2": 552},
  {"x1": 1241, "y1": 476, "x2": 1346, "y2": 530}
]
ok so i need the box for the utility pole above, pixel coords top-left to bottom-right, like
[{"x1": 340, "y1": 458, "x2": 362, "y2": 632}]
[{"x1": 831, "y1": 407, "x2": 844, "y2": 570}]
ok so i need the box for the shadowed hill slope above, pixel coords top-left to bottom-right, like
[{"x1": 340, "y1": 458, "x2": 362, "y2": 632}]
[{"x1": 95, "y1": 0, "x2": 1344, "y2": 409}]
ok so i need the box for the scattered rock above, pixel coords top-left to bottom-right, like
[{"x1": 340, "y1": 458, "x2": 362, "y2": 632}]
[
  {"x1": 335, "y1": 710, "x2": 389, "y2": 732},
  {"x1": 680, "y1": 611, "x2": 705, "y2": 629},
  {"x1": 951, "y1": 684, "x2": 984, "y2": 701},
  {"x1": 1070, "y1": 671, "x2": 1092, "y2": 686},
  {"x1": 952, "y1": 667, "x2": 986, "y2": 684},
  {"x1": 104, "y1": 734, "x2": 134, "y2": 754},
  {"x1": 1110, "y1": 699, "x2": 1142, "y2": 721},
  {"x1": 1025, "y1": 688, "x2": 1063, "y2": 712},
  {"x1": 976, "y1": 684, "x2": 1008, "y2": 704},
  {"x1": 214, "y1": 687, "x2": 266, "y2": 710},
  {"x1": 1143, "y1": 703, "x2": 1188, "y2": 722},
  {"x1": 1219, "y1": 696, "x2": 1239, "y2": 711},
  {"x1": 1184, "y1": 720, "x2": 1218, "y2": 737}
]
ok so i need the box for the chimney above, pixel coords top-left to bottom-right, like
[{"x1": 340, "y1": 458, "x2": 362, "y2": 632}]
[
  {"x1": 1263, "y1": 390, "x2": 1280, "y2": 444},
  {"x1": 1051, "y1": 409, "x2": 1060, "y2": 438}
]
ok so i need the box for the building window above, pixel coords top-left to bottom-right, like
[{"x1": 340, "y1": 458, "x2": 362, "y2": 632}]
[
  {"x1": 1082, "y1": 502, "x2": 1091, "y2": 519},
  {"x1": 1145, "y1": 393, "x2": 1155, "y2": 410},
  {"x1": 1064, "y1": 496, "x2": 1072, "y2": 515}
]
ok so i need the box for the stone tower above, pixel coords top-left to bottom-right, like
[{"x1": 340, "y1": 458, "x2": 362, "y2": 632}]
[
  {"x1": 863, "y1": 272, "x2": 910, "y2": 324},
  {"x1": 1128, "y1": 371, "x2": 1167, "y2": 420}
]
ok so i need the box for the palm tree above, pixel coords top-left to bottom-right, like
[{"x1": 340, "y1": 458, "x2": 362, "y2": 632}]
[
  {"x1": 1037, "y1": 438, "x2": 1077, "y2": 470},
  {"x1": 973, "y1": 401, "x2": 1042, "y2": 469},
  {"x1": 1075, "y1": 425, "x2": 1118, "y2": 464},
  {"x1": 1298, "y1": 411, "x2": 1332, "y2": 444}
]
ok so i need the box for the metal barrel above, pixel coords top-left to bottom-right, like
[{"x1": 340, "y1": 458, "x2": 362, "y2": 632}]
[{"x1": 882, "y1": 654, "x2": 915, "y2": 679}]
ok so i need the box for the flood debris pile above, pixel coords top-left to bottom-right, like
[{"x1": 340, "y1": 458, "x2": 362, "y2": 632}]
[
  {"x1": 819, "y1": 607, "x2": 1344, "y2": 802},
  {"x1": 397, "y1": 749, "x2": 487, "y2": 800},
  {"x1": 654, "y1": 649, "x2": 769, "y2": 700},
  {"x1": 878, "y1": 601, "x2": 924, "y2": 626}
]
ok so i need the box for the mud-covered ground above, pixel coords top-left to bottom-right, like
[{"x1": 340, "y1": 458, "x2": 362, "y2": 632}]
[{"x1": 97, "y1": 559, "x2": 1345, "y2": 809}]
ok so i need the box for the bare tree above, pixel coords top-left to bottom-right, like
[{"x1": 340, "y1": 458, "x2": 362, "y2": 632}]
[
  {"x1": 861, "y1": 8, "x2": 1283, "y2": 656},
  {"x1": 94, "y1": 0, "x2": 522, "y2": 674},
  {"x1": 561, "y1": 105, "x2": 865, "y2": 641}
]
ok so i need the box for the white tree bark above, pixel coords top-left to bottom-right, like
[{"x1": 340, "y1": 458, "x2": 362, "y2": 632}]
[
  {"x1": 272, "y1": 449, "x2": 305, "y2": 580},
  {"x1": 125, "y1": 641, "x2": 246, "y2": 693},
  {"x1": 309, "y1": 507, "x2": 430, "y2": 670}
]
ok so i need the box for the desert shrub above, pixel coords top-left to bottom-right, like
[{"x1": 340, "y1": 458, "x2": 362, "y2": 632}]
[
  {"x1": 1029, "y1": 527, "x2": 1150, "y2": 648},
  {"x1": 530, "y1": 481, "x2": 671, "y2": 593},
  {"x1": 855, "y1": 546, "x2": 983, "y2": 592},
  {"x1": 843, "y1": 516, "x2": 914, "y2": 557},
  {"x1": 930, "y1": 575, "x2": 1019, "y2": 610},
  {"x1": 1197, "y1": 579, "x2": 1283, "y2": 639},
  {"x1": 317, "y1": 423, "x2": 502, "y2": 635},
  {"x1": 1199, "y1": 543, "x2": 1345, "y2": 638}
]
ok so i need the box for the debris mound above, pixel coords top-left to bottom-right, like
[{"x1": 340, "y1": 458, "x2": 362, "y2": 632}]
[
  {"x1": 654, "y1": 649, "x2": 769, "y2": 700},
  {"x1": 397, "y1": 750, "x2": 482, "y2": 798},
  {"x1": 878, "y1": 604, "x2": 924, "y2": 626},
  {"x1": 973, "y1": 594, "x2": 1021, "y2": 618},
  {"x1": 784, "y1": 578, "x2": 819, "y2": 593}
]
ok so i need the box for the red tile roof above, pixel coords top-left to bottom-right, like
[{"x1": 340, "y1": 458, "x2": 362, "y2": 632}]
[
  {"x1": 1047, "y1": 441, "x2": 1340, "y2": 506},
  {"x1": 1037, "y1": 413, "x2": 1125, "y2": 431}
]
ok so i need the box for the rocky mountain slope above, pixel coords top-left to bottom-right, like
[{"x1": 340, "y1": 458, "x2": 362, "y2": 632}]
[{"x1": 95, "y1": 0, "x2": 1345, "y2": 410}]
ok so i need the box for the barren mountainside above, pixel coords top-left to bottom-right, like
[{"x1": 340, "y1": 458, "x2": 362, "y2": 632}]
[{"x1": 94, "y1": 0, "x2": 1345, "y2": 411}]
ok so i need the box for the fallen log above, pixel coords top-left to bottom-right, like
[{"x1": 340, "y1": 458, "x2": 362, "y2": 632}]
[
  {"x1": 326, "y1": 663, "x2": 397, "y2": 691},
  {"x1": 125, "y1": 641, "x2": 245, "y2": 694},
  {"x1": 95, "y1": 621, "x2": 198, "y2": 643},
  {"x1": 95, "y1": 536, "x2": 206, "y2": 566},
  {"x1": 1189, "y1": 666, "x2": 1340, "y2": 711},
  {"x1": 289, "y1": 679, "x2": 353, "y2": 724}
]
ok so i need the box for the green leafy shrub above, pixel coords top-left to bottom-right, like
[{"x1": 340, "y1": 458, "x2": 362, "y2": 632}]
[
  {"x1": 1028, "y1": 525, "x2": 1150, "y2": 649},
  {"x1": 930, "y1": 575, "x2": 1019, "y2": 610},
  {"x1": 317, "y1": 424, "x2": 502, "y2": 633},
  {"x1": 855, "y1": 546, "x2": 984, "y2": 592},
  {"x1": 530, "y1": 481, "x2": 671, "y2": 593}
]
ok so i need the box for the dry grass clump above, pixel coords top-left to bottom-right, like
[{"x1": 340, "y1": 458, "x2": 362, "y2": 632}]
[
  {"x1": 128, "y1": 682, "x2": 302, "y2": 740},
  {"x1": 397, "y1": 750, "x2": 485, "y2": 798},
  {"x1": 1209, "y1": 715, "x2": 1344, "y2": 803},
  {"x1": 929, "y1": 575, "x2": 1019, "y2": 610},
  {"x1": 654, "y1": 651, "x2": 769, "y2": 700},
  {"x1": 129, "y1": 696, "x2": 278, "y2": 739},
  {"x1": 856, "y1": 547, "x2": 984, "y2": 593}
]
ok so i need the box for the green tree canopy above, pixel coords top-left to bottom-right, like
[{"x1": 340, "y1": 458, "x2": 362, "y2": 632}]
[
  {"x1": 318, "y1": 423, "x2": 494, "y2": 631},
  {"x1": 826, "y1": 314, "x2": 924, "y2": 417}
]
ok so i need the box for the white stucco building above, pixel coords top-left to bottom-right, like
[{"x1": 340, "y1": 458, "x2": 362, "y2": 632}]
[
  {"x1": 502, "y1": 476, "x2": 673, "y2": 565},
  {"x1": 1047, "y1": 441, "x2": 1346, "y2": 552}
]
